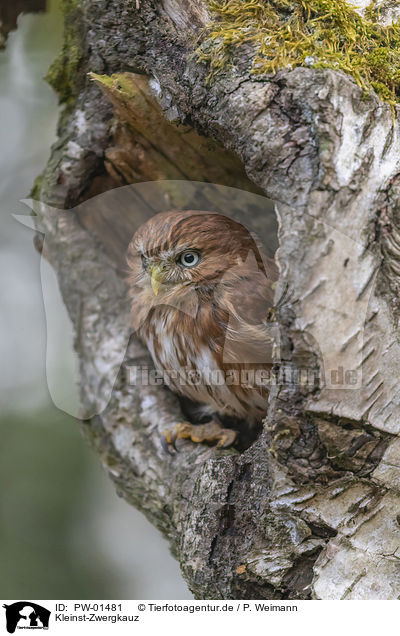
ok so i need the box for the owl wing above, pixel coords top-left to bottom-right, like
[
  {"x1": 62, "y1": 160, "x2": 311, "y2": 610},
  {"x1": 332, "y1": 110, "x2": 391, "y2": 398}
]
[{"x1": 216, "y1": 257, "x2": 278, "y2": 367}]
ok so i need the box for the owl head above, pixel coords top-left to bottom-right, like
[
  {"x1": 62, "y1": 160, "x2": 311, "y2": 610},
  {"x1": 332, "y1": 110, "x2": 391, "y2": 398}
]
[{"x1": 127, "y1": 210, "x2": 267, "y2": 297}]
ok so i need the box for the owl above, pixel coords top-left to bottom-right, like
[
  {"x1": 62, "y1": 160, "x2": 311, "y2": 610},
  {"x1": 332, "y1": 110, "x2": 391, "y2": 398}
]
[{"x1": 127, "y1": 210, "x2": 278, "y2": 449}]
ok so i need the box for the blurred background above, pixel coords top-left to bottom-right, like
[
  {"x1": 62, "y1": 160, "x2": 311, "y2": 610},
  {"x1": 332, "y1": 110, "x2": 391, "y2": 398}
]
[{"x1": 0, "y1": 0, "x2": 191, "y2": 599}]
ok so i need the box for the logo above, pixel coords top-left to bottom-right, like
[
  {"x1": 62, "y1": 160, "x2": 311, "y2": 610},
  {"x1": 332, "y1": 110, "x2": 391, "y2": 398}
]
[{"x1": 2, "y1": 603, "x2": 50, "y2": 633}]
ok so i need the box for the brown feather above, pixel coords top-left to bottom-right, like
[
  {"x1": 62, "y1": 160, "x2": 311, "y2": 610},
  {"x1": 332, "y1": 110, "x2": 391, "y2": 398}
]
[{"x1": 127, "y1": 210, "x2": 278, "y2": 424}]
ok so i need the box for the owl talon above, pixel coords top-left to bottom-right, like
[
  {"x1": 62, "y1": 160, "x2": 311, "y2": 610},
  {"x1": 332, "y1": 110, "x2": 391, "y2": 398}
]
[
  {"x1": 161, "y1": 429, "x2": 178, "y2": 454},
  {"x1": 216, "y1": 429, "x2": 237, "y2": 448},
  {"x1": 165, "y1": 421, "x2": 237, "y2": 448}
]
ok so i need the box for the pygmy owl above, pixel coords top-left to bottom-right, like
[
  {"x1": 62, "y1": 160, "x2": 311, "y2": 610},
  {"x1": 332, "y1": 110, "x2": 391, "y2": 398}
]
[{"x1": 127, "y1": 210, "x2": 278, "y2": 449}]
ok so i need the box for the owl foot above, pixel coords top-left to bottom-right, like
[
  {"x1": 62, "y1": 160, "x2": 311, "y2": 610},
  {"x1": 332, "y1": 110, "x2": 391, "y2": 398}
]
[{"x1": 162, "y1": 421, "x2": 237, "y2": 452}]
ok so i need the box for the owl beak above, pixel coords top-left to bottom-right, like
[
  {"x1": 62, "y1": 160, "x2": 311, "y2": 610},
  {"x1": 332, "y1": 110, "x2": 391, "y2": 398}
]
[{"x1": 149, "y1": 265, "x2": 164, "y2": 296}]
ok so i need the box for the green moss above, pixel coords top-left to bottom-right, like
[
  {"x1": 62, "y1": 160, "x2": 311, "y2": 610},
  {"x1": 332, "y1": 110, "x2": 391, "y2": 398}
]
[
  {"x1": 30, "y1": 173, "x2": 45, "y2": 202},
  {"x1": 198, "y1": 0, "x2": 400, "y2": 106},
  {"x1": 90, "y1": 73, "x2": 116, "y2": 89},
  {"x1": 90, "y1": 72, "x2": 138, "y2": 98},
  {"x1": 45, "y1": 0, "x2": 85, "y2": 107}
]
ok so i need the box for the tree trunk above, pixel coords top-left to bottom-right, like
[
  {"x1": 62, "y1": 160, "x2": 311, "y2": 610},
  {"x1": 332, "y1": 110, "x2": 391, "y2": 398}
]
[{"x1": 31, "y1": 0, "x2": 400, "y2": 599}]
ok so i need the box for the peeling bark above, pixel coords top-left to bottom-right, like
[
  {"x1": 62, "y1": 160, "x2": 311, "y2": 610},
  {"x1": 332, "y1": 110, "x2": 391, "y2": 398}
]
[{"x1": 32, "y1": 0, "x2": 400, "y2": 599}]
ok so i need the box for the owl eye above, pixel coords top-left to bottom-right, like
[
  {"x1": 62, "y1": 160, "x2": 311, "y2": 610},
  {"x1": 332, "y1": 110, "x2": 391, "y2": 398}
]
[{"x1": 178, "y1": 251, "x2": 200, "y2": 268}]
